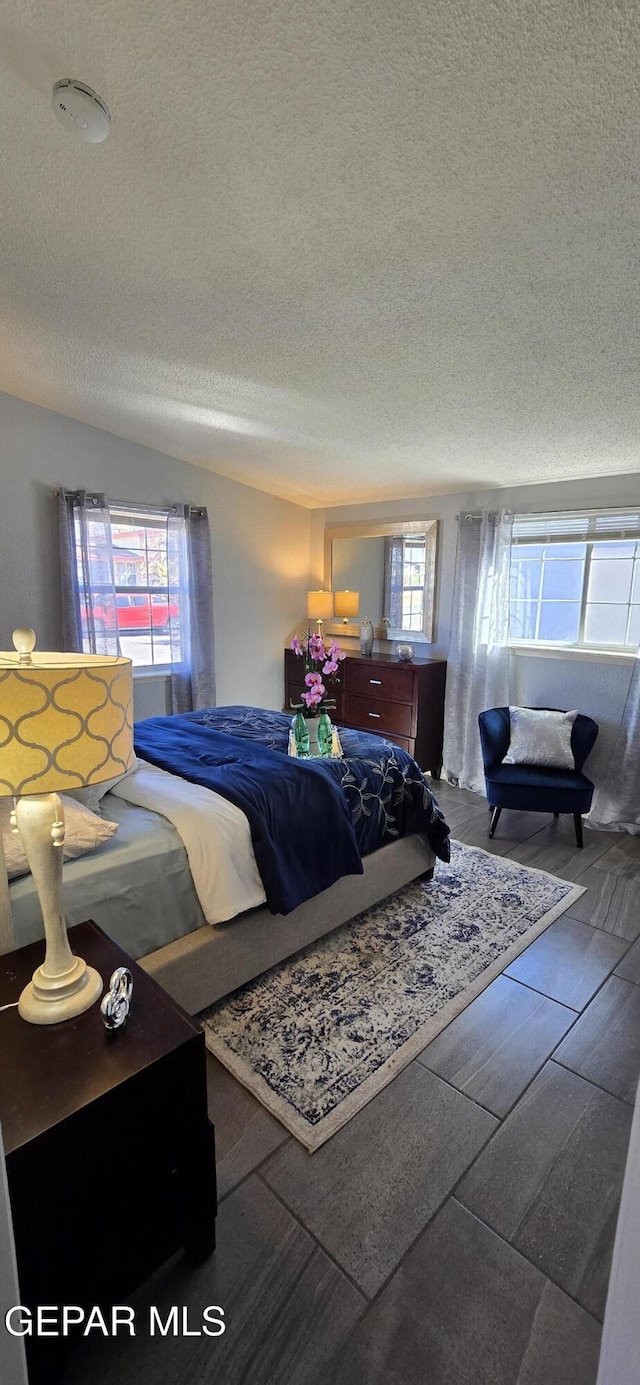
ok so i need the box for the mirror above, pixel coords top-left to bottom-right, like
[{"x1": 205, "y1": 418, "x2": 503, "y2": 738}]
[{"x1": 324, "y1": 519, "x2": 437, "y2": 643}]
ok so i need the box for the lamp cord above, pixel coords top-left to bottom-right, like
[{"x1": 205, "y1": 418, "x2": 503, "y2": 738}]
[{"x1": 0, "y1": 1002, "x2": 18, "y2": 1012}]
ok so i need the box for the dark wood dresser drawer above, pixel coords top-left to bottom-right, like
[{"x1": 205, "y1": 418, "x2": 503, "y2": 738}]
[
  {"x1": 381, "y1": 731, "x2": 412, "y2": 753},
  {"x1": 346, "y1": 661, "x2": 413, "y2": 703},
  {"x1": 344, "y1": 692, "x2": 413, "y2": 738},
  {"x1": 341, "y1": 726, "x2": 413, "y2": 755},
  {"x1": 284, "y1": 673, "x2": 306, "y2": 705},
  {"x1": 284, "y1": 675, "x2": 306, "y2": 700}
]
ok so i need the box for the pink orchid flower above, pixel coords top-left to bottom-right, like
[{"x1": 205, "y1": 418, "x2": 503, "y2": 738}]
[
  {"x1": 290, "y1": 637, "x2": 304, "y2": 656},
  {"x1": 322, "y1": 660, "x2": 338, "y2": 675},
  {"x1": 305, "y1": 671, "x2": 323, "y2": 686},
  {"x1": 302, "y1": 687, "x2": 324, "y2": 708},
  {"x1": 308, "y1": 634, "x2": 325, "y2": 660}
]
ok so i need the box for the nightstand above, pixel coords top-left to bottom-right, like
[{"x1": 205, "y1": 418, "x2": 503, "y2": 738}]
[{"x1": 0, "y1": 921, "x2": 216, "y2": 1383}]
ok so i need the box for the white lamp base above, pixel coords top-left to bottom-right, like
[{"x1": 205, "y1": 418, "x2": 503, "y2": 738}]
[
  {"x1": 15, "y1": 793, "x2": 103, "y2": 1026},
  {"x1": 0, "y1": 830, "x2": 16, "y2": 955},
  {"x1": 18, "y1": 959, "x2": 103, "y2": 1025}
]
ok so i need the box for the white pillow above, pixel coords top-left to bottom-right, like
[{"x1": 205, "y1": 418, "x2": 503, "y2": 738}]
[
  {"x1": 2, "y1": 796, "x2": 119, "y2": 880},
  {"x1": 65, "y1": 758, "x2": 139, "y2": 816},
  {"x1": 503, "y1": 707, "x2": 578, "y2": 769}
]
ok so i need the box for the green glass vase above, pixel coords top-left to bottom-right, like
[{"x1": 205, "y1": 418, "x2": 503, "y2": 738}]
[
  {"x1": 293, "y1": 710, "x2": 310, "y2": 757},
  {"x1": 318, "y1": 709, "x2": 332, "y2": 757}
]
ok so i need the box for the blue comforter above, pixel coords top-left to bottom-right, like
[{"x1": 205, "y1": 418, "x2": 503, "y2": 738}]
[{"x1": 134, "y1": 707, "x2": 450, "y2": 916}]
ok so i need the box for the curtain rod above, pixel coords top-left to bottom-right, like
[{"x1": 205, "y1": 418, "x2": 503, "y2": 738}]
[
  {"x1": 458, "y1": 504, "x2": 640, "y2": 523},
  {"x1": 54, "y1": 489, "x2": 206, "y2": 517}
]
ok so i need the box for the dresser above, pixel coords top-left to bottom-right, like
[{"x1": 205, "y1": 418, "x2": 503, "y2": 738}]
[{"x1": 284, "y1": 648, "x2": 446, "y2": 775}]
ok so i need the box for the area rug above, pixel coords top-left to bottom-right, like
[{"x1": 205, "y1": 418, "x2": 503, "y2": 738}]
[{"x1": 202, "y1": 841, "x2": 585, "y2": 1151}]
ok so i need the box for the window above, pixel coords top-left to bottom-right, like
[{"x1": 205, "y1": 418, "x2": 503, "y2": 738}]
[
  {"x1": 401, "y1": 537, "x2": 427, "y2": 631},
  {"x1": 75, "y1": 504, "x2": 188, "y2": 669},
  {"x1": 510, "y1": 510, "x2": 640, "y2": 651}
]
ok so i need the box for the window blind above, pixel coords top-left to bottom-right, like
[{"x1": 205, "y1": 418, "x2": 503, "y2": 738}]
[{"x1": 512, "y1": 508, "x2": 640, "y2": 545}]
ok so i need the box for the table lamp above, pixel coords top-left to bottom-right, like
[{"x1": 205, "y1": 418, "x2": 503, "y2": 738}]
[
  {"x1": 334, "y1": 589, "x2": 360, "y2": 624},
  {"x1": 0, "y1": 629, "x2": 134, "y2": 1025},
  {"x1": 307, "y1": 590, "x2": 333, "y2": 636}
]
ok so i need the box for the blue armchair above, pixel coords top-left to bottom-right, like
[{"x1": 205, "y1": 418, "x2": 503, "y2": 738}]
[{"x1": 478, "y1": 707, "x2": 599, "y2": 848}]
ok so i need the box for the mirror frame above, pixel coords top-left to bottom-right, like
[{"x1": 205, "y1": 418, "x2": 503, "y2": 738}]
[{"x1": 324, "y1": 518, "x2": 438, "y2": 643}]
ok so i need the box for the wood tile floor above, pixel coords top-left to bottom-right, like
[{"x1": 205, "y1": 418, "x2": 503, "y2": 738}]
[{"x1": 68, "y1": 783, "x2": 640, "y2": 1385}]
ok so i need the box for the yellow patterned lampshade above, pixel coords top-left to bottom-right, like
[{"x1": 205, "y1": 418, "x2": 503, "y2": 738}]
[
  {"x1": 334, "y1": 589, "x2": 360, "y2": 619},
  {"x1": 306, "y1": 590, "x2": 333, "y2": 622},
  {"x1": 0, "y1": 641, "x2": 134, "y2": 797}
]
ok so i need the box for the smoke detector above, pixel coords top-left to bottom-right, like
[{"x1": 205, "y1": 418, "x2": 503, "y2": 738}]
[{"x1": 52, "y1": 79, "x2": 111, "y2": 143}]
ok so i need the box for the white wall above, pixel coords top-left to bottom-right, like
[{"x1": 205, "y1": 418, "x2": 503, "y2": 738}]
[
  {"x1": 0, "y1": 393, "x2": 311, "y2": 713},
  {"x1": 313, "y1": 472, "x2": 640, "y2": 788}
]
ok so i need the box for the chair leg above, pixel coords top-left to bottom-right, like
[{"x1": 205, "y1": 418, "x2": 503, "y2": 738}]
[
  {"x1": 574, "y1": 813, "x2": 584, "y2": 849},
  {"x1": 553, "y1": 813, "x2": 560, "y2": 820},
  {"x1": 488, "y1": 806, "x2": 502, "y2": 839}
]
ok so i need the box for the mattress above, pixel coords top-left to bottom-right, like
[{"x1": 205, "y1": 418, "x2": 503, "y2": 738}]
[{"x1": 7, "y1": 795, "x2": 207, "y2": 960}]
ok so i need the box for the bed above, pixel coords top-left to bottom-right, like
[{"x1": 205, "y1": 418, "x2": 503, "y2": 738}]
[{"x1": 7, "y1": 707, "x2": 450, "y2": 1014}]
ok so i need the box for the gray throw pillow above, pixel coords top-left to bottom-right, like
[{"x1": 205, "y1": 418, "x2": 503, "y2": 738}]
[
  {"x1": 503, "y1": 707, "x2": 578, "y2": 769},
  {"x1": 65, "y1": 758, "x2": 139, "y2": 815},
  {"x1": 2, "y1": 796, "x2": 119, "y2": 880}
]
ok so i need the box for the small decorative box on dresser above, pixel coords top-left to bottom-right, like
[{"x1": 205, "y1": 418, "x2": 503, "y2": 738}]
[{"x1": 284, "y1": 648, "x2": 447, "y2": 775}]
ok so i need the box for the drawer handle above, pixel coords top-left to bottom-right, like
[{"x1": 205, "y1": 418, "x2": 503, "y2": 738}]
[
  {"x1": 369, "y1": 679, "x2": 382, "y2": 685},
  {"x1": 368, "y1": 711, "x2": 381, "y2": 718}
]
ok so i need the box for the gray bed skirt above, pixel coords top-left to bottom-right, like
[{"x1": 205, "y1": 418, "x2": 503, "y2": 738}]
[{"x1": 141, "y1": 833, "x2": 435, "y2": 1013}]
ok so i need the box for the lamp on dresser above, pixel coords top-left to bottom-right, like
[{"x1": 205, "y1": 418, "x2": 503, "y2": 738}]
[
  {"x1": 334, "y1": 589, "x2": 360, "y2": 625},
  {"x1": 307, "y1": 590, "x2": 333, "y2": 636},
  {"x1": 0, "y1": 629, "x2": 134, "y2": 1024}
]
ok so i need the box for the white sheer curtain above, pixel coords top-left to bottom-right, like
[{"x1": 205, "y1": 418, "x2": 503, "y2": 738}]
[
  {"x1": 589, "y1": 650, "x2": 640, "y2": 833},
  {"x1": 443, "y1": 510, "x2": 513, "y2": 792},
  {"x1": 383, "y1": 536, "x2": 404, "y2": 627},
  {"x1": 58, "y1": 489, "x2": 120, "y2": 655}
]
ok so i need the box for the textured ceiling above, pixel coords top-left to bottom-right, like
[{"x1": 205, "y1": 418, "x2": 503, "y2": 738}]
[{"x1": 1, "y1": 0, "x2": 639, "y2": 507}]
